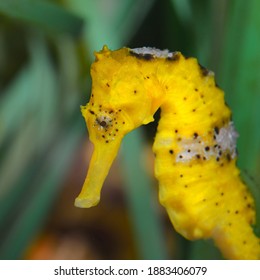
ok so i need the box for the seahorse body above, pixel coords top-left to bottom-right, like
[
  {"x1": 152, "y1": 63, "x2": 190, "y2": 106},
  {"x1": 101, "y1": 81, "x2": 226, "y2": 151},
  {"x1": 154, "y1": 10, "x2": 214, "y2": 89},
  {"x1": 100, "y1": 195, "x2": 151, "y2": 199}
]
[{"x1": 76, "y1": 45, "x2": 260, "y2": 259}]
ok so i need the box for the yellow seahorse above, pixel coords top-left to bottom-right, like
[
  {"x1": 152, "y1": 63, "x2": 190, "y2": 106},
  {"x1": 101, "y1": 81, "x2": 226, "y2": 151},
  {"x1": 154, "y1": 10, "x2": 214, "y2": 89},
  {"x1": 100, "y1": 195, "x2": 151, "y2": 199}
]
[{"x1": 75, "y1": 45, "x2": 260, "y2": 259}]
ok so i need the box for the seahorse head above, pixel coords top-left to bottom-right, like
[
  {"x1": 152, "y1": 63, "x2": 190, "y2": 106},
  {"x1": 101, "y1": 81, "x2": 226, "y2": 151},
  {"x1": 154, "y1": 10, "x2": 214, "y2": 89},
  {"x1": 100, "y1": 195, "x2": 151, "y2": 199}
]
[{"x1": 75, "y1": 46, "x2": 163, "y2": 208}]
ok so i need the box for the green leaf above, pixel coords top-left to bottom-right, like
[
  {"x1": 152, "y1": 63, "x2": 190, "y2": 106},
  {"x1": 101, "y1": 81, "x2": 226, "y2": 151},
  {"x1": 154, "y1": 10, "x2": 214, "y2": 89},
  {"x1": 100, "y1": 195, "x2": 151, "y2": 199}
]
[
  {"x1": 188, "y1": 240, "x2": 223, "y2": 260},
  {"x1": 121, "y1": 129, "x2": 168, "y2": 259},
  {"x1": 64, "y1": 0, "x2": 155, "y2": 51},
  {"x1": 0, "y1": 121, "x2": 83, "y2": 259},
  {"x1": 0, "y1": 0, "x2": 84, "y2": 37}
]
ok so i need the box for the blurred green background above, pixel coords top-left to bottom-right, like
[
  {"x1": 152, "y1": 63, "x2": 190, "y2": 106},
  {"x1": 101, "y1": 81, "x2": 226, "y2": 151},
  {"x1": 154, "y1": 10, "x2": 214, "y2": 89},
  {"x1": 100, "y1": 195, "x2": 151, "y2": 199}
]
[{"x1": 0, "y1": 0, "x2": 259, "y2": 260}]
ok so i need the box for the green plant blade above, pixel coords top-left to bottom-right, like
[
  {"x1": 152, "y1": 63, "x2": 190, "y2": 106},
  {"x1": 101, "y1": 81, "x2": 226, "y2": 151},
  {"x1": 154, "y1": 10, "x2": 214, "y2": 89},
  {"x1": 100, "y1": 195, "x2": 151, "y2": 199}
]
[{"x1": 0, "y1": 0, "x2": 84, "y2": 37}]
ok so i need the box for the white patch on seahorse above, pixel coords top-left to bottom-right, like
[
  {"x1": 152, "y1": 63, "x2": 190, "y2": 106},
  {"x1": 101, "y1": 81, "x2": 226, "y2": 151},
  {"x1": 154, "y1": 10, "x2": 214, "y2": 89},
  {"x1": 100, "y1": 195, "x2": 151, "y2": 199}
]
[
  {"x1": 176, "y1": 137, "x2": 207, "y2": 162},
  {"x1": 215, "y1": 121, "x2": 238, "y2": 159},
  {"x1": 131, "y1": 47, "x2": 176, "y2": 59},
  {"x1": 176, "y1": 122, "x2": 238, "y2": 163}
]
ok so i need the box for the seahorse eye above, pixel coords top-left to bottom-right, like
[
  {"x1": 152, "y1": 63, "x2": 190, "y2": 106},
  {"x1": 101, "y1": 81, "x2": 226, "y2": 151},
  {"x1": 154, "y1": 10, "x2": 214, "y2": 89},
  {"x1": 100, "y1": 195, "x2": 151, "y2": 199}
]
[
  {"x1": 95, "y1": 115, "x2": 112, "y2": 129},
  {"x1": 99, "y1": 120, "x2": 107, "y2": 127}
]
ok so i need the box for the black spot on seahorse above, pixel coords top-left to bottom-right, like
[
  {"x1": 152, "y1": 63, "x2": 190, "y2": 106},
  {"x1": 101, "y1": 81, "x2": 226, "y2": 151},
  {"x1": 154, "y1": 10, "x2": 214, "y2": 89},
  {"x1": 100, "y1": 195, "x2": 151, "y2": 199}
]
[
  {"x1": 205, "y1": 146, "x2": 210, "y2": 152},
  {"x1": 193, "y1": 132, "x2": 198, "y2": 139},
  {"x1": 167, "y1": 52, "x2": 180, "y2": 61},
  {"x1": 226, "y1": 153, "x2": 231, "y2": 162},
  {"x1": 96, "y1": 116, "x2": 111, "y2": 129},
  {"x1": 99, "y1": 121, "x2": 107, "y2": 127},
  {"x1": 214, "y1": 126, "x2": 219, "y2": 135},
  {"x1": 199, "y1": 63, "x2": 211, "y2": 76},
  {"x1": 129, "y1": 51, "x2": 154, "y2": 61}
]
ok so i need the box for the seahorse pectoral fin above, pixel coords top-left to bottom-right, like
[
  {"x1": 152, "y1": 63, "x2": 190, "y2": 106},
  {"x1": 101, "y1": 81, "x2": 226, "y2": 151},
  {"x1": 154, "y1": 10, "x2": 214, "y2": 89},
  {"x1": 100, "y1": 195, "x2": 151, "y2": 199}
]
[{"x1": 74, "y1": 138, "x2": 122, "y2": 208}]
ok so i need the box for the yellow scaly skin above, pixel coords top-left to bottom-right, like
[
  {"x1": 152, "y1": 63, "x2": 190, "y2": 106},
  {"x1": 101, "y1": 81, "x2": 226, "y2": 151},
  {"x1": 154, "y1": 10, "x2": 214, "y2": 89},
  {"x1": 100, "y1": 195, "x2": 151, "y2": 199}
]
[{"x1": 75, "y1": 46, "x2": 260, "y2": 259}]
